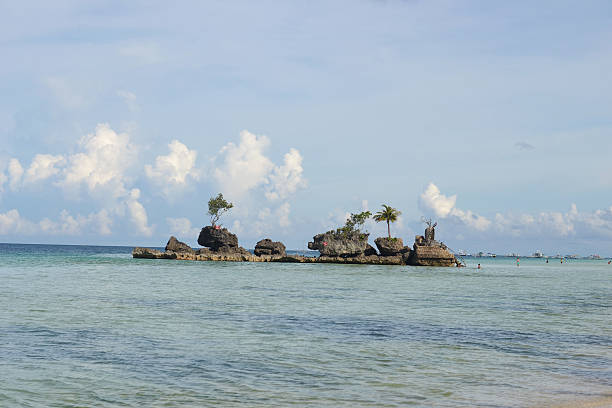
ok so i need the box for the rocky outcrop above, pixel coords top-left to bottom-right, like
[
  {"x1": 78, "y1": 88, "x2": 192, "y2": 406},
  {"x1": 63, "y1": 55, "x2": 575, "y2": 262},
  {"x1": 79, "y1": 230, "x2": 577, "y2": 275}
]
[
  {"x1": 197, "y1": 226, "x2": 238, "y2": 251},
  {"x1": 133, "y1": 247, "x2": 177, "y2": 259},
  {"x1": 364, "y1": 244, "x2": 378, "y2": 256},
  {"x1": 406, "y1": 222, "x2": 460, "y2": 267},
  {"x1": 165, "y1": 236, "x2": 195, "y2": 253},
  {"x1": 374, "y1": 237, "x2": 404, "y2": 256},
  {"x1": 408, "y1": 245, "x2": 457, "y2": 267},
  {"x1": 254, "y1": 239, "x2": 286, "y2": 256},
  {"x1": 308, "y1": 231, "x2": 370, "y2": 257}
]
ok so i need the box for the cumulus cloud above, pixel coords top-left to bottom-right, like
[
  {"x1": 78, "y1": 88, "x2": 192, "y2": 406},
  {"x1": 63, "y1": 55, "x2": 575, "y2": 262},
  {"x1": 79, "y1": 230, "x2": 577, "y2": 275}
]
[
  {"x1": 277, "y1": 202, "x2": 291, "y2": 227},
  {"x1": 61, "y1": 123, "x2": 136, "y2": 197},
  {"x1": 265, "y1": 148, "x2": 306, "y2": 201},
  {"x1": 39, "y1": 209, "x2": 113, "y2": 235},
  {"x1": 211, "y1": 130, "x2": 306, "y2": 234},
  {"x1": 167, "y1": 217, "x2": 199, "y2": 238},
  {"x1": 125, "y1": 188, "x2": 153, "y2": 236},
  {"x1": 0, "y1": 208, "x2": 112, "y2": 236},
  {"x1": 213, "y1": 130, "x2": 274, "y2": 199},
  {"x1": 420, "y1": 182, "x2": 491, "y2": 231},
  {"x1": 420, "y1": 183, "x2": 612, "y2": 241},
  {"x1": 0, "y1": 209, "x2": 35, "y2": 235},
  {"x1": 145, "y1": 140, "x2": 200, "y2": 197},
  {"x1": 8, "y1": 158, "x2": 23, "y2": 191},
  {"x1": 23, "y1": 154, "x2": 65, "y2": 184},
  {"x1": 419, "y1": 183, "x2": 456, "y2": 218}
]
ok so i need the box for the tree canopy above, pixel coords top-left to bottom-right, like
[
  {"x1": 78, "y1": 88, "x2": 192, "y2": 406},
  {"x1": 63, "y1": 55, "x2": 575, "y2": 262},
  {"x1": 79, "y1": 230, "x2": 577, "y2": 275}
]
[
  {"x1": 208, "y1": 193, "x2": 233, "y2": 226},
  {"x1": 373, "y1": 204, "x2": 402, "y2": 238}
]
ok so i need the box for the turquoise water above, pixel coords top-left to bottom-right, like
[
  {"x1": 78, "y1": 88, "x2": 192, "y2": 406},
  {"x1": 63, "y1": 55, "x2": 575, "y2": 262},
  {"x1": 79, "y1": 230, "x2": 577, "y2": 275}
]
[{"x1": 1, "y1": 244, "x2": 610, "y2": 407}]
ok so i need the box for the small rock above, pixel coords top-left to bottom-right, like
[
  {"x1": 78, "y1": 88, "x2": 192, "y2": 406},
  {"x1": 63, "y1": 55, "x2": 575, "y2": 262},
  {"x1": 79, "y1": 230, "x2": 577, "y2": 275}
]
[
  {"x1": 374, "y1": 237, "x2": 404, "y2": 256},
  {"x1": 165, "y1": 236, "x2": 195, "y2": 253},
  {"x1": 254, "y1": 239, "x2": 287, "y2": 256}
]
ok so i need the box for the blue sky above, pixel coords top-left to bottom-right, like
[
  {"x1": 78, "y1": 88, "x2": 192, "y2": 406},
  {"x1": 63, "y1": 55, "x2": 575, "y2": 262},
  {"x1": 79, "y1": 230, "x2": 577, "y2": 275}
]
[{"x1": 1, "y1": 0, "x2": 611, "y2": 255}]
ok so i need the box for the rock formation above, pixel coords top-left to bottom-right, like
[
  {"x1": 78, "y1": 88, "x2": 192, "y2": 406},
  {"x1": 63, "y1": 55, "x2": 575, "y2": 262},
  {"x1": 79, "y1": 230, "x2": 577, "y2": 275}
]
[
  {"x1": 254, "y1": 239, "x2": 286, "y2": 256},
  {"x1": 407, "y1": 221, "x2": 460, "y2": 267},
  {"x1": 133, "y1": 219, "x2": 460, "y2": 267},
  {"x1": 374, "y1": 237, "x2": 404, "y2": 256},
  {"x1": 197, "y1": 226, "x2": 238, "y2": 251},
  {"x1": 165, "y1": 236, "x2": 195, "y2": 254},
  {"x1": 308, "y1": 231, "x2": 370, "y2": 257}
]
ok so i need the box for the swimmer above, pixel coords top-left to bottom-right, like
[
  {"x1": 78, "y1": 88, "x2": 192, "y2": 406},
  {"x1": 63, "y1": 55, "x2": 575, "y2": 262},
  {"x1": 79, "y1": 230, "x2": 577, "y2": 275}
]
[
  {"x1": 477, "y1": 263, "x2": 481, "y2": 269},
  {"x1": 516, "y1": 258, "x2": 520, "y2": 267}
]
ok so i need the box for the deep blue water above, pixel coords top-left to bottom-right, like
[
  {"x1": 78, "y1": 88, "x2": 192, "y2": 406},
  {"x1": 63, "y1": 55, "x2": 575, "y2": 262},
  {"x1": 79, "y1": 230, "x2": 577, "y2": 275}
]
[{"x1": 1, "y1": 243, "x2": 610, "y2": 407}]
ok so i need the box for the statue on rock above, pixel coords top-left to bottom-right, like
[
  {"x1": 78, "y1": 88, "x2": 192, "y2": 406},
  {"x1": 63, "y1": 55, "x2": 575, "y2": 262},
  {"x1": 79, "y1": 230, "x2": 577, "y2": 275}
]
[{"x1": 423, "y1": 218, "x2": 437, "y2": 246}]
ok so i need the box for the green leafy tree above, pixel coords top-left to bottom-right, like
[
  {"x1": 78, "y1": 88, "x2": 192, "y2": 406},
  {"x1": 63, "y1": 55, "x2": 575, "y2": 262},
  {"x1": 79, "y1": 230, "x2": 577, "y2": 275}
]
[
  {"x1": 207, "y1": 193, "x2": 234, "y2": 226},
  {"x1": 336, "y1": 211, "x2": 371, "y2": 237},
  {"x1": 373, "y1": 204, "x2": 402, "y2": 239}
]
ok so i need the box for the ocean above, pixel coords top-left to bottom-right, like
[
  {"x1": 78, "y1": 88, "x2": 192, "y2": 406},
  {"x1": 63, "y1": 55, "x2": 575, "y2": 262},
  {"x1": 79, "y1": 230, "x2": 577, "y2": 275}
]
[{"x1": 1, "y1": 243, "x2": 610, "y2": 407}]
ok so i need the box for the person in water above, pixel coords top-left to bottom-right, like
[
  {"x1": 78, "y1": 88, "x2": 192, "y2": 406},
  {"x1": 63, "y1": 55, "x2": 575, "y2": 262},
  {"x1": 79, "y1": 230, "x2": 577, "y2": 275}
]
[
  {"x1": 546, "y1": 258, "x2": 549, "y2": 263},
  {"x1": 477, "y1": 263, "x2": 481, "y2": 269},
  {"x1": 516, "y1": 258, "x2": 520, "y2": 267}
]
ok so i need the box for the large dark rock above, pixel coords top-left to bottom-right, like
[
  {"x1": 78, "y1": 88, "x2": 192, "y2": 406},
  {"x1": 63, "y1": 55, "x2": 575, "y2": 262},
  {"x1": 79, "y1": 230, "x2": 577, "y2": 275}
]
[
  {"x1": 254, "y1": 239, "x2": 286, "y2": 256},
  {"x1": 197, "y1": 226, "x2": 238, "y2": 251},
  {"x1": 308, "y1": 231, "x2": 370, "y2": 257},
  {"x1": 407, "y1": 245, "x2": 457, "y2": 267},
  {"x1": 165, "y1": 236, "x2": 195, "y2": 253},
  {"x1": 364, "y1": 243, "x2": 378, "y2": 256},
  {"x1": 374, "y1": 237, "x2": 404, "y2": 256}
]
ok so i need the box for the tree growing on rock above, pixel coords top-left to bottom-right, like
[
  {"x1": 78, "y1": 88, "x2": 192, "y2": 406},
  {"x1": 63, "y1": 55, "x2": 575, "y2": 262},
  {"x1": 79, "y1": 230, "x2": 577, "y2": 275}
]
[
  {"x1": 207, "y1": 193, "x2": 234, "y2": 227},
  {"x1": 336, "y1": 211, "x2": 372, "y2": 237},
  {"x1": 374, "y1": 204, "x2": 402, "y2": 239}
]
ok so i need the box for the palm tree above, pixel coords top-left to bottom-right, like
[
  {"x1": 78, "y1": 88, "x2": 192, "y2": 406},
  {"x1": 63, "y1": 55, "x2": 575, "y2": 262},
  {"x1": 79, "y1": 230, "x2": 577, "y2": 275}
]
[{"x1": 373, "y1": 204, "x2": 402, "y2": 239}]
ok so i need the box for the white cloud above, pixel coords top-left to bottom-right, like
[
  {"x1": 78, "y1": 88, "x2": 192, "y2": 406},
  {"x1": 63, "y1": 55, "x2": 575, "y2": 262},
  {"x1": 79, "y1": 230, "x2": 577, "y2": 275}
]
[
  {"x1": 420, "y1": 183, "x2": 612, "y2": 241},
  {"x1": 23, "y1": 154, "x2": 65, "y2": 184},
  {"x1": 419, "y1": 182, "x2": 490, "y2": 231},
  {"x1": 117, "y1": 90, "x2": 139, "y2": 112},
  {"x1": 212, "y1": 129, "x2": 306, "y2": 208},
  {"x1": 125, "y1": 188, "x2": 153, "y2": 236},
  {"x1": 167, "y1": 217, "x2": 200, "y2": 238},
  {"x1": 39, "y1": 209, "x2": 113, "y2": 235},
  {"x1": 213, "y1": 130, "x2": 275, "y2": 199},
  {"x1": 265, "y1": 148, "x2": 306, "y2": 201},
  {"x1": 420, "y1": 183, "x2": 456, "y2": 218},
  {"x1": 0, "y1": 209, "x2": 36, "y2": 235},
  {"x1": 60, "y1": 123, "x2": 136, "y2": 197},
  {"x1": 0, "y1": 208, "x2": 112, "y2": 236},
  {"x1": 8, "y1": 158, "x2": 23, "y2": 191},
  {"x1": 277, "y1": 202, "x2": 291, "y2": 227},
  {"x1": 145, "y1": 140, "x2": 200, "y2": 197},
  {"x1": 0, "y1": 168, "x2": 7, "y2": 196}
]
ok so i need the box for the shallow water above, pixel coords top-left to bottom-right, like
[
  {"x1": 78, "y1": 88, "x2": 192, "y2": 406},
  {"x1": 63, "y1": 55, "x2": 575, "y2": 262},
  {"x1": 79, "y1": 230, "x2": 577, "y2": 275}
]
[{"x1": 1, "y1": 244, "x2": 610, "y2": 407}]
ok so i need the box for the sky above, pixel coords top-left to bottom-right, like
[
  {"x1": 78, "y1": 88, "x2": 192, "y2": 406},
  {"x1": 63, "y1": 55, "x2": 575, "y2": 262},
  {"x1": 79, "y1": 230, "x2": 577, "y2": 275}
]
[{"x1": 1, "y1": 0, "x2": 611, "y2": 255}]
